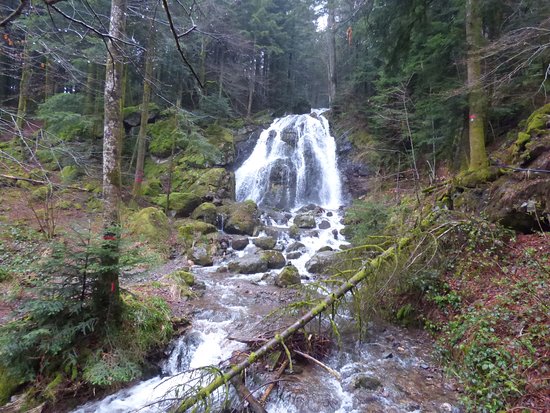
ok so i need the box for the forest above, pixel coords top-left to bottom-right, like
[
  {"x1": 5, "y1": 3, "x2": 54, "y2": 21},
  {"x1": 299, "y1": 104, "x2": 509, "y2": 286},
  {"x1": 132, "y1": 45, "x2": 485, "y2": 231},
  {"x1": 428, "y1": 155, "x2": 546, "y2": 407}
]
[{"x1": 0, "y1": 0, "x2": 549, "y2": 412}]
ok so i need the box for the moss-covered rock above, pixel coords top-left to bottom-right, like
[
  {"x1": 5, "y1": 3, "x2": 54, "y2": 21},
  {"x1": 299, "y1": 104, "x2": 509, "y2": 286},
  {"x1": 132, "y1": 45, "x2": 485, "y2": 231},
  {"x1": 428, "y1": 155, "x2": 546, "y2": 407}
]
[
  {"x1": 127, "y1": 207, "x2": 170, "y2": 247},
  {"x1": 261, "y1": 250, "x2": 286, "y2": 269},
  {"x1": 191, "y1": 202, "x2": 218, "y2": 225},
  {"x1": 253, "y1": 236, "x2": 277, "y2": 250},
  {"x1": 294, "y1": 213, "x2": 316, "y2": 229},
  {"x1": 204, "y1": 124, "x2": 235, "y2": 166},
  {"x1": 147, "y1": 117, "x2": 185, "y2": 158},
  {"x1": 123, "y1": 103, "x2": 160, "y2": 127},
  {"x1": 275, "y1": 264, "x2": 301, "y2": 287},
  {"x1": 177, "y1": 219, "x2": 218, "y2": 243},
  {"x1": 170, "y1": 270, "x2": 195, "y2": 286},
  {"x1": 187, "y1": 244, "x2": 213, "y2": 267},
  {"x1": 220, "y1": 200, "x2": 260, "y2": 236},
  {"x1": 289, "y1": 224, "x2": 300, "y2": 240},
  {"x1": 60, "y1": 165, "x2": 80, "y2": 184},
  {"x1": 153, "y1": 192, "x2": 201, "y2": 217},
  {"x1": 172, "y1": 167, "x2": 235, "y2": 201}
]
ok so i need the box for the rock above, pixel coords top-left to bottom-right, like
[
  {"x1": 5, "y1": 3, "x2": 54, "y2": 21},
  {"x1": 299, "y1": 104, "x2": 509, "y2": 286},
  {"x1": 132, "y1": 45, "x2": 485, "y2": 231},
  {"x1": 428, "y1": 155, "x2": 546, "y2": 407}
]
[
  {"x1": 231, "y1": 236, "x2": 249, "y2": 250},
  {"x1": 275, "y1": 264, "x2": 301, "y2": 287},
  {"x1": 188, "y1": 245, "x2": 213, "y2": 267},
  {"x1": 286, "y1": 251, "x2": 302, "y2": 260},
  {"x1": 318, "y1": 220, "x2": 331, "y2": 229},
  {"x1": 191, "y1": 202, "x2": 218, "y2": 225},
  {"x1": 153, "y1": 192, "x2": 201, "y2": 217},
  {"x1": 289, "y1": 224, "x2": 300, "y2": 240},
  {"x1": 294, "y1": 213, "x2": 316, "y2": 229},
  {"x1": 177, "y1": 219, "x2": 218, "y2": 244},
  {"x1": 253, "y1": 236, "x2": 277, "y2": 250},
  {"x1": 286, "y1": 242, "x2": 306, "y2": 253},
  {"x1": 221, "y1": 200, "x2": 260, "y2": 236},
  {"x1": 170, "y1": 270, "x2": 195, "y2": 286},
  {"x1": 228, "y1": 255, "x2": 268, "y2": 274},
  {"x1": 127, "y1": 207, "x2": 170, "y2": 249},
  {"x1": 317, "y1": 246, "x2": 333, "y2": 253},
  {"x1": 351, "y1": 374, "x2": 382, "y2": 391},
  {"x1": 261, "y1": 250, "x2": 286, "y2": 269},
  {"x1": 305, "y1": 251, "x2": 339, "y2": 274}
]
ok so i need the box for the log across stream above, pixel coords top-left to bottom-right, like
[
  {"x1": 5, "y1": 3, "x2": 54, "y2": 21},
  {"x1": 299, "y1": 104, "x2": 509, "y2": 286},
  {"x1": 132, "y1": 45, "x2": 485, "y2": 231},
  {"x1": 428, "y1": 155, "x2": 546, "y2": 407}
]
[{"x1": 73, "y1": 208, "x2": 462, "y2": 413}]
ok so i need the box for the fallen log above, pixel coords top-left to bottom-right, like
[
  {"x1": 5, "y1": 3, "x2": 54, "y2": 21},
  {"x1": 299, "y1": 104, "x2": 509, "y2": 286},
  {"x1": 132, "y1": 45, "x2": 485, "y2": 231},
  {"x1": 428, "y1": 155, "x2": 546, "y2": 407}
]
[
  {"x1": 0, "y1": 173, "x2": 90, "y2": 192},
  {"x1": 173, "y1": 236, "x2": 412, "y2": 413},
  {"x1": 230, "y1": 377, "x2": 267, "y2": 413}
]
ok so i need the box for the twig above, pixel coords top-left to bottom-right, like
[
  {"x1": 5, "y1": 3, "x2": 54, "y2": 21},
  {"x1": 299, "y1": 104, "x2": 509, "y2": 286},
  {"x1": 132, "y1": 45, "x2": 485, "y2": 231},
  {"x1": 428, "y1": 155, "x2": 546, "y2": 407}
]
[
  {"x1": 259, "y1": 359, "x2": 288, "y2": 405},
  {"x1": 294, "y1": 350, "x2": 341, "y2": 380}
]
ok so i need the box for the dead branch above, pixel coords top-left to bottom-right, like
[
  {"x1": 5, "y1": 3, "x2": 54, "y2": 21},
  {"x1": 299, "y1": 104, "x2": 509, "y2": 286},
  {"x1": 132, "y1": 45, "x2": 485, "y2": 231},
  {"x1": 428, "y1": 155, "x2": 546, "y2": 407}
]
[
  {"x1": 259, "y1": 359, "x2": 288, "y2": 406},
  {"x1": 230, "y1": 377, "x2": 267, "y2": 413},
  {"x1": 0, "y1": 173, "x2": 90, "y2": 192},
  {"x1": 294, "y1": 350, "x2": 341, "y2": 380}
]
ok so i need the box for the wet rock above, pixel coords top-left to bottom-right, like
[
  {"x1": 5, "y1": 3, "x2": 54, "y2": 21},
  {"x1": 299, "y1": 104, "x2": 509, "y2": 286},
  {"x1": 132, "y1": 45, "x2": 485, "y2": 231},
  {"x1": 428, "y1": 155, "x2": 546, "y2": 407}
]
[
  {"x1": 231, "y1": 236, "x2": 249, "y2": 250},
  {"x1": 188, "y1": 245, "x2": 213, "y2": 267},
  {"x1": 263, "y1": 226, "x2": 283, "y2": 240},
  {"x1": 253, "y1": 236, "x2": 277, "y2": 250},
  {"x1": 170, "y1": 270, "x2": 195, "y2": 286},
  {"x1": 294, "y1": 213, "x2": 316, "y2": 228},
  {"x1": 228, "y1": 255, "x2": 268, "y2": 274},
  {"x1": 261, "y1": 250, "x2": 286, "y2": 269},
  {"x1": 286, "y1": 251, "x2": 302, "y2": 260},
  {"x1": 191, "y1": 202, "x2": 218, "y2": 225},
  {"x1": 289, "y1": 224, "x2": 300, "y2": 240},
  {"x1": 351, "y1": 374, "x2": 382, "y2": 391},
  {"x1": 221, "y1": 200, "x2": 260, "y2": 236},
  {"x1": 286, "y1": 241, "x2": 306, "y2": 253},
  {"x1": 317, "y1": 246, "x2": 333, "y2": 253},
  {"x1": 318, "y1": 220, "x2": 331, "y2": 229},
  {"x1": 305, "y1": 251, "x2": 339, "y2": 274},
  {"x1": 275, "y1": 264, "x2": 301, "y2": 287}
]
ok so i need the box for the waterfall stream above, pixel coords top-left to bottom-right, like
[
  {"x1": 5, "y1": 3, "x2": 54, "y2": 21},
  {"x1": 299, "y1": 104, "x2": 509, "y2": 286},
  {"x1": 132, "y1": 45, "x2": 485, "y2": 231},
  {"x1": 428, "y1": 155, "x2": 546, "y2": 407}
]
[{"x1": 73, "y1": 112, "x2": 460, "y2": 413}]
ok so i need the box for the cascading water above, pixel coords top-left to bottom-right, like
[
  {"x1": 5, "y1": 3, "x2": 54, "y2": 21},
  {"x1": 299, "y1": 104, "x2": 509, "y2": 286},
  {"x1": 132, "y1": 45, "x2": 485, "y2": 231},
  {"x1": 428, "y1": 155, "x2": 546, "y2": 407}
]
[
  {"x1": 72, "y1": 112, "x2": 460, "y2": 413},
  {"x1": 235, "y1": 110, "x2": 342, "y2": 210}
]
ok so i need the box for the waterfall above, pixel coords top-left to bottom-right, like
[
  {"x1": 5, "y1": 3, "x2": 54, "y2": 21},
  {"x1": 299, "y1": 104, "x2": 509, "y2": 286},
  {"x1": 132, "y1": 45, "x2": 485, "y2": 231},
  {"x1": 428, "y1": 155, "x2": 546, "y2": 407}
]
[{"x1": 235, "y1": 110, "x2": 342, "y2": 210}]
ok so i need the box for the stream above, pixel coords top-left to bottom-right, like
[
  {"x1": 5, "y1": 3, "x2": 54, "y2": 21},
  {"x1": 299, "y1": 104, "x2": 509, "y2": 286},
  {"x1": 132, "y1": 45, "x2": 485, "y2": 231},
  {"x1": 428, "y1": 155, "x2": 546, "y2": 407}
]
[{"x1": 73, "y1": 111, "x2": 461, "y2": 413}]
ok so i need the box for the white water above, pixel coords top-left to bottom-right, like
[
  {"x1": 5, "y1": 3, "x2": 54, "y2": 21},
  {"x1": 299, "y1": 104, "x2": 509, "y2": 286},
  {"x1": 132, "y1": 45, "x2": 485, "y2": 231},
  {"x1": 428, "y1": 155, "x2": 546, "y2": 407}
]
[{"x1": 235, "y1": 110, "x2": 343, "y2": 210}]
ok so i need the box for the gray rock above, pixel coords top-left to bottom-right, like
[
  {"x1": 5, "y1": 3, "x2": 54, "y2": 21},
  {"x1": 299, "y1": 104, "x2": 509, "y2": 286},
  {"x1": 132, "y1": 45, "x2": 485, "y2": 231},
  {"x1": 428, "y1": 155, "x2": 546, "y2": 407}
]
[
  {"x1": 286, "y1": 251, "x2": 302, "y2": 260},
  {"x1": 188, "y1": 245, "x2": 213, "y2": 267},
  {"x1": 261, "y1": 250, "x2": 286, "y2": 269},
  {"x1": 228, "y1": 255, "x2": 268, "y2": 274},
  {"x1": 294, "y1": 213, "x2": 316, "y2": 229},
  {"x1": 351, "y1": 374, "x2": 382, "y2": 391},
  {"x1": 253, "y1": 236, "x2": 277, "y2": 250},
  {"x1": 318, "y1": 220, "x2": 331, "y2": 229},
  {"x1": 305, "y1": 251, "x2": 339, "y2": 274},
  {"x1": 231, "y1": 236, "x2": 249, "y2": 250},
  {"x1": 275, "y1": 264, "x2": 301, "y2": 287},
  {"x1": 286, "y1": 241, "x2": 306, "y2": 253},
  {"x1": 317, "y1": 246, "x2": 333, "y2": 253}
]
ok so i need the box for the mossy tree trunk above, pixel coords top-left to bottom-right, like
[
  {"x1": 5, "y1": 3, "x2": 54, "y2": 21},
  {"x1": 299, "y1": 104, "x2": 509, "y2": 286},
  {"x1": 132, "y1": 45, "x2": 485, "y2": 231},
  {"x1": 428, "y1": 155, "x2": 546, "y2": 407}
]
[
  {"x1": 44, "y1": 58, "x2": 54, "y2": 101},
  {"x1": 133, "y1": 19, "x2": 156, "y2": 196},
  {"x1": 466, "y1": 0, "x2": 488, "y2": 171},
  {"x1": 98, "y1": 0, "x2": 127, "y2": 323}
]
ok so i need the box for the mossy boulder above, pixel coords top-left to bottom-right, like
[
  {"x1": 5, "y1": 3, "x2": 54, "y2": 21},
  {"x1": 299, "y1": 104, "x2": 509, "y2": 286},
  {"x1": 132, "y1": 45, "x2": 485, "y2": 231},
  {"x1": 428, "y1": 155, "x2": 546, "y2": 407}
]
[
  {"x1": 289, "y1": 224, "x2": 300, "y2": 240},
  {"x1": 351, "y1": 374, "x2": 382, "y2": 391},
  {"x1": 172, "y1": 167, "x2": 235, "y2": 202},
  {"x1": 253, "y1": 236, "x2": 277, "y2": 250},
  {"x1": 177, "y1": 219, "x2": 218, "y2": 243},
  {"x1": 123, "y1": 103, "x2": 160, "y2": 128},
  {"x1": 188, "y1": 244, "x2": 213, "y2": 267},
  {"x1": 153, "y1": 192, "x2": 201, "y2": 217},
  {"x1": 261, "y1": 250, "x2": 286, "y2": 269},
  {"x1": 191, "y1": 202, "x2": 218, "y2": 225},
  {"x1": 170, "y1": 270, "x2": 195, "y2": 286},
  {"x1": 275, "y1": 264, "x2": 301, "y2": 287},
  {"x1": 220, "y1": 200, "x2": 260, "y2": 236},
  {"x1": 231, "y1": 236, "x2": 249, "y2": 250},
  {"x1": 294, "y1": 213, "x2": 316, "y2": 229},
  {"x1": 127, "y1": 207, "x2": 170, "y2": 247},
  {"x1": 204, "y1": 124, "x2": 235, "y2": 166},
  {"x1": 511, "y1": 103, "x2": 550, "y2": 160}
]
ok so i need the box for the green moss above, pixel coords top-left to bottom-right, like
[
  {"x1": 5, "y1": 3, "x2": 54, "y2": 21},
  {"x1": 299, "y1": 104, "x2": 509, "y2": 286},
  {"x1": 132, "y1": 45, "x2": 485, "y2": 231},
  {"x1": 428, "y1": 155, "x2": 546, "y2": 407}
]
[
  {"x1": 153, "y1": 192, "x2": 201, "y2": 217},
  {"x1": 148, "y1": 118, "x2": 185, "y2": 157},
  {"x1": 0, "y1": 366, "x2": 20, "y2": 405},
  {"x1": 30, "y1": 185, "x2": 52, "y2": 202},
  {"x1": 170, "y1": 270, "x2": 195, "y2": 286},
  {"x1": 191, "y1": 202, "x2": 218, "y2": 225},
  {"x1": 456, "y1": 167, "x2": 500, "y2": 188},
  {"x1": 127, "y1": 207, "x2": 170, "y2": 248},
  {"x1": 525, "y1": 103, "x2": 550, "y2": 134},
  {"x1": 177, "y1": 219, "x2": 218, "y2": 245},
  {"x1": 60, "y1": 165, "x2": 79, "y2": 184},
  {"x1": 172, "y1": 167, "x2": 233, "y2": 201}
]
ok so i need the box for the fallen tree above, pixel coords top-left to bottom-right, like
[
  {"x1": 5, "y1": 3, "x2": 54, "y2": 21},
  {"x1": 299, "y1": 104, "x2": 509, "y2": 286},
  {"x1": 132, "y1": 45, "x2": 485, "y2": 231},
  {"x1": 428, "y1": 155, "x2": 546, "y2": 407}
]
[{"x1": 173, "y1": 236, "x2": 413, "y2": 412}]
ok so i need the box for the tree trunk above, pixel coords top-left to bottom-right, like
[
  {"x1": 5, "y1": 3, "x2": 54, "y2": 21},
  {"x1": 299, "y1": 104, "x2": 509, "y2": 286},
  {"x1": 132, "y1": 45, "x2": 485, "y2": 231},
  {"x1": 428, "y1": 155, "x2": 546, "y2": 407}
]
[
  {"x1": 85, "y1": 62, "x2": 96, "y2": 115},
  {"x1": 327, "y1": 0, "x2": 337, "y2": 106},
  {"x1": 16, "y1": 36, "x2": 32, "y2": 133},
  {"x1": 466, "y1": 0, "x2": 488, "y2": 170},
  {"x1": 98, "y1": 0, "x2": 127, "y2": 322},
  {"x1": 44, "y1": 58, "x2": 54, "y2": 101},
  {"x1": 133, "y1": 27, "x2": 155, "y2": 196}
]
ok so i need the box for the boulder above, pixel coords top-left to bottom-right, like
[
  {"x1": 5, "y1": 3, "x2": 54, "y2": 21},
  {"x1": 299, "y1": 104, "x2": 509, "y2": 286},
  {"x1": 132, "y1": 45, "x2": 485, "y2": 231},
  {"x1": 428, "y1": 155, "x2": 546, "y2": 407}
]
[
  {"x1": 253, "y1": 236, "x2": 277, "y2": 250},
  {"x1": 294, "y1": 213, "x2": 316, "y2": 229},
  {"x1": 289, "y1": 224, "x2": 300, "y2": 240},
  {"x1": 305, "y1": 251, "x2": 339, "y2": 274},
  {"x1": 153, "y1": 192, "x2": 201, "y2": 217},
  {"x1": 261, "y1": 250, "x2": 286, "y2": 269},
  {"x1": 286, "y1": 241, "x2": 306, "y2": 253},
  {"x1": 170, "y1": 270, "x2": 195, "y2": 286},
  {"x1": 172, "y1": 167, "x2": 235, "y2": 202},
  {"x1": 351, "y1": 374, "x2": 382, "y2": 391},
  {"x1": 286, "y1": 251, "x2": 302, "y2": 260},
  {"x1": 317, "y1": 246, "x2": 334, "y2": 253},
  {"x1": 318, "y1": 220, "x2": 331, "y2": 230},
  {"x1": 188, "y1": 245, "x2": 213, "y2": 267},
  {"x1": 221, "y1": 200, "x2": 260, "y2": 236},
  {"x1": 127, "y1": 207, "x2": 170, "y2": 249},
  {"x1": 231, "y1": 236, "x2": 249, "y2": 250},
  {"x1": 228, "y1": 255, "x2": 268, "y2": 274},
  {"x1": 177, "y1": 219, "x2": 218, "y2": 247},
  {"x1": 191, "y1": 202, "x2": 218, "y2": 225},
  {"x1": 275, "y1": 264, "x2": 301, "y2": 287}
]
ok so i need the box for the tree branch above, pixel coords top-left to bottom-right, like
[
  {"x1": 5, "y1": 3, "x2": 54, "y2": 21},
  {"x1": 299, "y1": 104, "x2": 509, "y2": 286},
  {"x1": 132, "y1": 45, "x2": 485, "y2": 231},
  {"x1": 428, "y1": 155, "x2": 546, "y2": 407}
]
[{"x1": 0, "y1": 0, "x2": 29, "y2": 27}]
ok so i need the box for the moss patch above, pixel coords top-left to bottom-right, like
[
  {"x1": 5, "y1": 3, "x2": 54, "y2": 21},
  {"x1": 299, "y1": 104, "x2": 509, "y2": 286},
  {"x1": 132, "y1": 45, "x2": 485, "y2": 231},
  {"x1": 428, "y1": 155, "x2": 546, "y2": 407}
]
[
  {"x1": 153, "y1": 192, "x2": 201, "y2": 217},
  {"x1": 127, "y1": 207, "x2": 170, "y2": 248}
]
